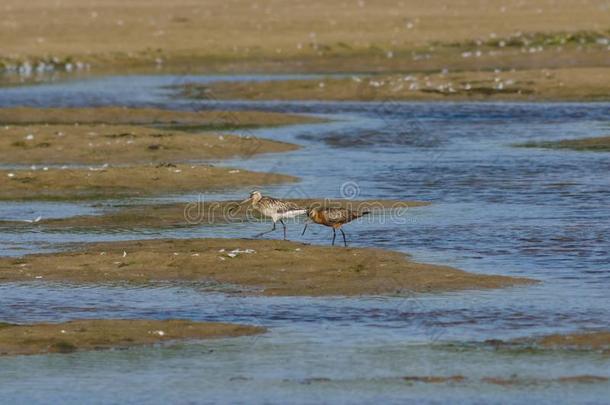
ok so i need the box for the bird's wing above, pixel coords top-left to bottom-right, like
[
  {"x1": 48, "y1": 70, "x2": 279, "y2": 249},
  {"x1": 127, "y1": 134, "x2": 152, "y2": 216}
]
[
  {"x1": 323, "y1": 208, "x2": 350, "y2": 224},
  {"x1": 272, "y1": 198, "x2": 302, "y2": 213}
]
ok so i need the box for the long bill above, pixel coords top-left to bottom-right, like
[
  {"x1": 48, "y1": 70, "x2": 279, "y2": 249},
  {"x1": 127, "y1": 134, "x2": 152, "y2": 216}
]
[{"x1": 229, "y1": 197, "x2": 251, "y2": 215}]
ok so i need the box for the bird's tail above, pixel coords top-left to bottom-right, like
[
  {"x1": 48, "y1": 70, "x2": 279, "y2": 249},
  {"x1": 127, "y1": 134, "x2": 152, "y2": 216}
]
[{"x1": 353, "y1": 211, "x2": 370, "y2": 220}]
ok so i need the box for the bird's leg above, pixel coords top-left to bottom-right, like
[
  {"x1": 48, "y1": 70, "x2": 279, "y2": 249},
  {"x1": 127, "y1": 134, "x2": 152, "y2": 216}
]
[
  {"x1": 340, "y1": 228, "x2": 348, "y2": 247},
  {"x1": 301, "y1": 220, "x2": 309, "y2": 236},
  {"x1": 254, "y1": 221, "x2": 276, "y2": 238},
  {"x1": 331, "y1": 228, "x2": 336, "y2": 246},
  {"x1": 279, "y1": 219, "x2": 287, "y2": 240}
]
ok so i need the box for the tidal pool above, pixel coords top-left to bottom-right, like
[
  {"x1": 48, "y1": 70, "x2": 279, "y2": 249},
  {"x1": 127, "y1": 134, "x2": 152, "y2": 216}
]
[{"x1": 0, "y1": 76, "x2": 609, "y2": 404}]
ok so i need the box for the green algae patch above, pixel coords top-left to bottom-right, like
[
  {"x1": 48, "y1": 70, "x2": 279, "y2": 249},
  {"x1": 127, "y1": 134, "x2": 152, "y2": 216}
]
[
  {"x1": 0, "y1": 238, "x2": 535, "y2": 297},
  {"x1": 0, "y1": 319, "x2": 265, "y2": 356}
]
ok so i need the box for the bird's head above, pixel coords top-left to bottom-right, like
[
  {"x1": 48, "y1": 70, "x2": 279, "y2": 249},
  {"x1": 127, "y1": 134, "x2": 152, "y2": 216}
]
[
  {"x1": 306, "y1": 207, "x2": 320, "y2": 219},
  {"x1": 241, "y1": 190, "x2": 262, "y2": 204}
]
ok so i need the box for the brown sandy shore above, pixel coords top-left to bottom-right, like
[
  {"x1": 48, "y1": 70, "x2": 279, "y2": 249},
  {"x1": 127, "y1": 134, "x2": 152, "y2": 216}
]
[
  {"x1": 0, "y1": 164, "x2": 297, "y2": 201},
  {"x1": 2, "y1": 0, "x2": 610, "y2": 101},
  {"x1": 0, "y1": 107, "x2": 319, "y2": 129},
  {"x1": 529, "y1": 331, "x2": 610, "y2": 350},
  {"x1": 0, "y1": 238, "x2": 535, "y2": 296},
  {"x1": 0, "y1": 123, "x2": 298, "y2": 164},
  {"x1": 286, "y1": 374, "x2": 609, "y2": 385},
  {"x1": 0, "y1": 107, "x2": 310, "y2": 200},
  {"x1": 517, "y1": 136, "x2": 610, "y2": 151},
  {"x1": 392, "y1": 331, "x2": 610, "y2": 385},
  {"x1": 480, "y1": 330, "x2": 610, "y2": 352},
  {"x1": 1, "y1": 0, "x2": 609, "y2": 74},
  {"x1": 401, "y1": 375, "x2": 608, "y2": 385},
  {"x1": 1, "y1": 199, "x2": 428, "y2": 230},
  {"x1": 0, "y1": 319, "x2": 264, "y2": 356},
  {"x1": 174, "y1": 67, "x2": 610, "y2": 102}
]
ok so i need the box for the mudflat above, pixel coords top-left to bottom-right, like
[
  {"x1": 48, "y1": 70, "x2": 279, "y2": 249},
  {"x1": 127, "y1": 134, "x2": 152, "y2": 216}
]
[
  {"x1": 9, "y1": 199, "x2": 428, "y2": 230},
  {"x1": 535, "y1": 331, "x2": 610, "y2": 350},
  {"x1": 0, "y1": 107, "x2": 318, "y2": 129},
  {"x1": 0, "y1": 164, "x2": 297, "y2": 200},
  {"x1": 481, "y1": 330, "x2": 610, "y2": 352},
  {"x1": 0, "y1": 123, "x2": 298, "y2": 164},
  {"x1": 175, "y1": 67, "x2": 610, "y2": 102},
  {"x1": 0, "y1": 238, "x2": 535, "y2": 296},
  {"x1": 2, "y1": 0, "x2": 608, "y2": 75},
  {"x1": 0, "y1": 319, "x2": 265, "y2": 356},
  {"x1": 518, "y1": 136, "x2": 610, "y2": 151}
]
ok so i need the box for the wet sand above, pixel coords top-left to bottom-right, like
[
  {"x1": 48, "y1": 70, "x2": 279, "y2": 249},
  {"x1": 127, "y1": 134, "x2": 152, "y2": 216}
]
[
  {"x1": 0, "y1": 123, "x2": 298, "y2": 164},
  {"x1": 0, "y1": 319, "x2": 265, "y2": 356},
  {"x1": 480, "y1": 375, "x2": 609, "y2": 386},
  {"x1": 175, "y1": 67, "x2": 610, "y2": 102},
  {"x1": 481, "y1": 330, "x2": 610, "y2": 352},
  {"x1": 0, "y1": 107, "x2": 318, "y2": 129},
  {"x1": 401, "y1": 375, "x2": 609, "y2": 385},
  {"x1": 0, "y1": 238, "x2": 535, "y2": 296},
  {"x1": 7, "y1": 199, "x2": 428, "y2": 230},
  {"x1": 0, "y1": 106, "x2": 307, "y2": 200},
  {"x1": 3, "y1": 0, "x2": 610, "y2": 101},
  {"x1": 535, "y1": 331, "x2": 610, "y2": 350},
  {"x1": 403, "y1": 375, "x2": 466, "y2": 384},
  {"x1": 518, "y1": 136, "x2": 610, "y2": 151},
  {"x1": 0, "y1": 164, "x2": 297, "y2": 201},
  {"x1": 2, "y1": 0, "x2": 609, "y2": 78}
]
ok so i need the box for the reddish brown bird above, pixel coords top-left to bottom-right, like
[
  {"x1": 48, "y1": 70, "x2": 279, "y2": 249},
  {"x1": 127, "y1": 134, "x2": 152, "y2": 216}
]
[{"x1": 301, "y1": 207, "x2": 370, "y2": 247}]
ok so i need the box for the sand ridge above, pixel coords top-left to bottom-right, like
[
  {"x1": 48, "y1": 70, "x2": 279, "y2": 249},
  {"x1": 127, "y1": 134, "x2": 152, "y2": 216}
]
[
  {"x1": 0, "y1": 238, "x2": 536, "y2": 296},
  {"x1": 0, "y1": 164, "x2": 297, "y2": 201},
  {"x1": 0, "y1": 123, "x2": 298, "y2": 164},
  {"x1": 517, "y1": 135, "x2": 610, "y2": 151},
  {"x1": 0, "y1": 319, "x2": 265, "y2": 356},
  {"x1": 0, "y1": 199, "x2": 429, "y2": 229}
]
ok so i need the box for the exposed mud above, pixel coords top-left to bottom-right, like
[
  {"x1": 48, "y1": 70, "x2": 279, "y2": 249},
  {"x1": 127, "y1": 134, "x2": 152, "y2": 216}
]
[
  {"x1": 0, "y1": 123, "x2": 298, "y2": 164},
  {"x1": 0, "y1": 319, "x2": 265, "y2": 356},
  {"x1": 517, "y1": 136, "x2": 610, "y2": 152},
  {"x1": 2, "y1": 199, "x2": 427, "y2": 230},
  {"x1": 174, "y1": 67, "x2": 610, "y2": 102},
  {"x1": 0, "y1": 238, "x2": 535, "y2": 296},
  {"x1": 0, "y1": 164, "x2": 297, "y2": 201},
  {"x1": 0, "y1": 107, "x2": 318, "y2": 129},
  {"x1": 2, "y1": 0, "x2": 609, "y2": 77}
]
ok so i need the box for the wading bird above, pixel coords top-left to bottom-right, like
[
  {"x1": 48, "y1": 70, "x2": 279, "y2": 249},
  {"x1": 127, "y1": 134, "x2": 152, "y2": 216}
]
[
  {"x1": 301, "y1": 207, "x2": 369, "y2": 247},
  {"x1": 240, "y1": 191, "x2": 307, "y2": 240}
]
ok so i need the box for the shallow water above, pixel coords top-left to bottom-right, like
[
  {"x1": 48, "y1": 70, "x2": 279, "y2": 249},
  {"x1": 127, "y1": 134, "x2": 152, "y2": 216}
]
[{"x1": 0, "y1": 76, "x2": 609, "y2": 404}]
